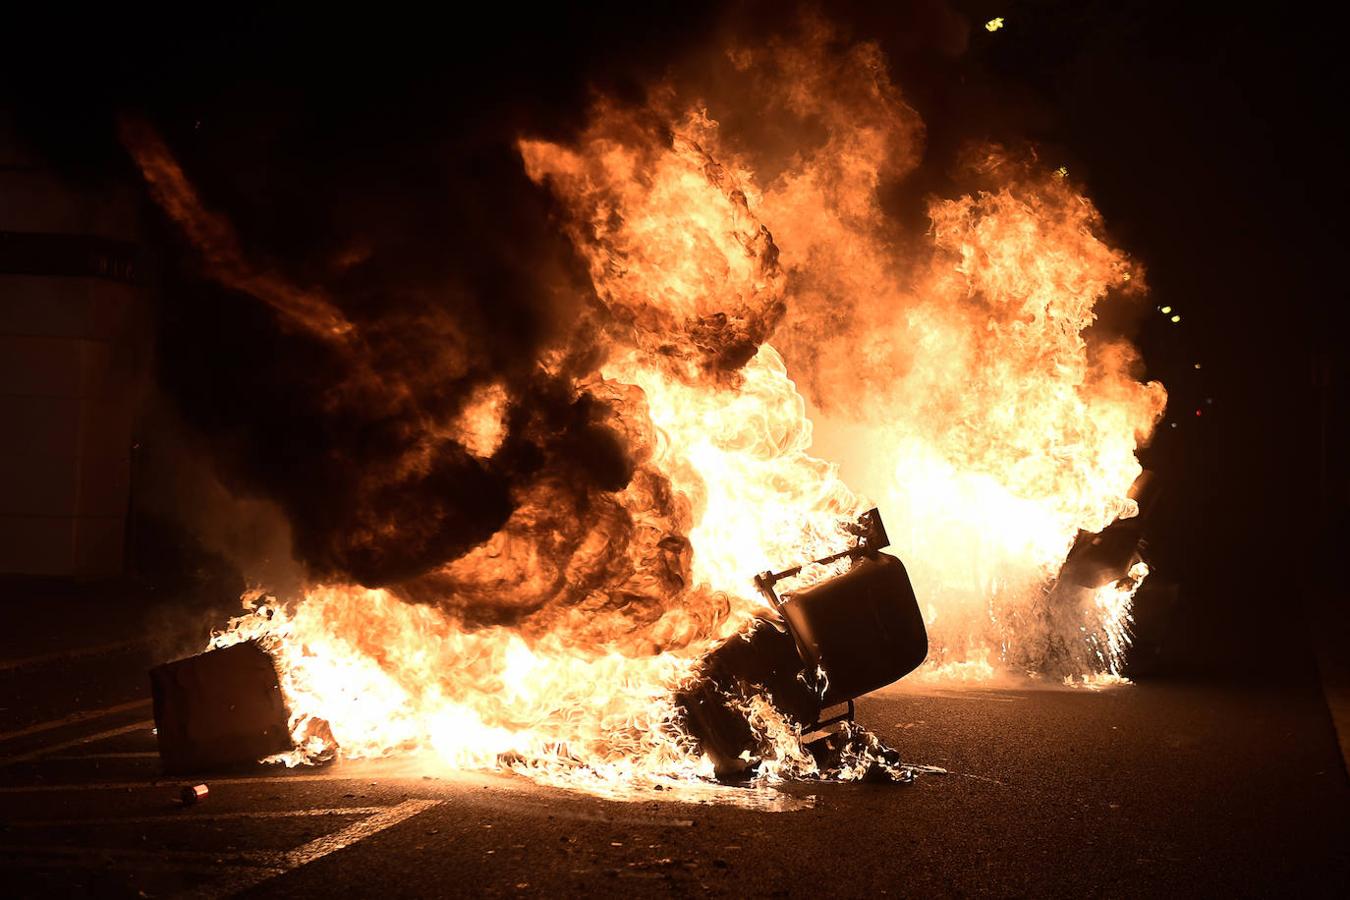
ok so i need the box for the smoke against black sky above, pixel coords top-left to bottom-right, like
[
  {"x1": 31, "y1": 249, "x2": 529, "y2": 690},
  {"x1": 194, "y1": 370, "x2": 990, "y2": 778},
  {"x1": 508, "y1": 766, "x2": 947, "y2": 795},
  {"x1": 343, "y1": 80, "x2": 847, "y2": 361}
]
[
  {"x1": 123, "y1": 111, "x2": 610, "y2": 589},
  {"x1": 5, "y1": 6, "x2": 731, "y2": 591}
]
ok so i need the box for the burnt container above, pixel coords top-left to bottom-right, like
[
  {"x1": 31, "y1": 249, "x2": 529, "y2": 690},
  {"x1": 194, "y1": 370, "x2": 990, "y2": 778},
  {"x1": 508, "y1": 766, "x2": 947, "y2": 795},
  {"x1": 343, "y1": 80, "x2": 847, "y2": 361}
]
[
  {"x1": 149, "y1": 641, "x2": 292, "y2": 774},
  {"x1": 678, "y1": 552, "x2": 927, "y2": 777},
  {"x1": 779, "y1": 553, "x2": 927, "y2": 707}
]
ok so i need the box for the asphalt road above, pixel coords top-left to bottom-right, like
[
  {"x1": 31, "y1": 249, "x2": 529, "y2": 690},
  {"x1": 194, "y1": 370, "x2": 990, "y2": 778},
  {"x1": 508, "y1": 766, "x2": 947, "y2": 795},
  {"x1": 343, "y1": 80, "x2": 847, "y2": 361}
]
[{"x1": 1, "y1": 624, "x2": 1347, "y2": 897}]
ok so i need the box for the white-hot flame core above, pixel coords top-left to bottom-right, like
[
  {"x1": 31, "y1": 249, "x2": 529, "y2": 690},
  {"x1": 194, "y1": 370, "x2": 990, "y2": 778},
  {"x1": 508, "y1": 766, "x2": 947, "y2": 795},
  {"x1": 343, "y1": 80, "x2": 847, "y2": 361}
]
[
  {"x1": 605, "y1": 346, "x2": 862, "y2": 596},
  {"x1": 211, "y1": 589, "x2": 719, "y2": 787}
]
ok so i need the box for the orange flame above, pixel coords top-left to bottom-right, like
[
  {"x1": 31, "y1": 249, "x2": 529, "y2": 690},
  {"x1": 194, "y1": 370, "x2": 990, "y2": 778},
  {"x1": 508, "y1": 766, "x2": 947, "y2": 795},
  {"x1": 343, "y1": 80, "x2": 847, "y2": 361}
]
[{"x1": 191, "y1": 22, "x2": 1165, "y2": 797}]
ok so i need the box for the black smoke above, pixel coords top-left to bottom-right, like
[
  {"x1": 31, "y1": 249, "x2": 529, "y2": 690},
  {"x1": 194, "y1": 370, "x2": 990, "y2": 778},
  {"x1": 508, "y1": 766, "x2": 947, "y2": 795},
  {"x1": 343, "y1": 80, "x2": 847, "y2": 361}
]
[{"x1": 3, "y1": 6, "x2": 727, "y2": 590}]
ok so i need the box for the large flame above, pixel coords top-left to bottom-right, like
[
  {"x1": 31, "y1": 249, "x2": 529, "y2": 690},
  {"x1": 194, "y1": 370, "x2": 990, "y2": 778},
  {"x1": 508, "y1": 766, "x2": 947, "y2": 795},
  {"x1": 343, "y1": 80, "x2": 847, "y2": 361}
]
[{"x1": 188, "y1": 22, "x2": 1165, "y2": 797}]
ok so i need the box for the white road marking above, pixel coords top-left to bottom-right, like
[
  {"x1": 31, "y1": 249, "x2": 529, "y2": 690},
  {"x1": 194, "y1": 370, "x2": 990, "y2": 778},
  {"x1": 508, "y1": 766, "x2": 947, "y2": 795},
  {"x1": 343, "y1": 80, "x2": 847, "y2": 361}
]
[
  {"x1": 0, "y1": 800, "x2": 441, "y2": 898},
  {"x1": 0, "y1": 698, "x2": 151, "y2": 744},
  {"x1": 286, "y1": 799, "x2": 439, "y2": 866},
  {"x1": 0, "y1": 719, "x2": 154, "y2": 766},
  {"x1": 0, "y1": 637, "x2": 145, "y2": 673},
  {"x1": 192, "y1": 800, "x2": 442, "y2": 898},
  {"x1": 4, "y1": 807, "x2": 388, "y2": 828}
]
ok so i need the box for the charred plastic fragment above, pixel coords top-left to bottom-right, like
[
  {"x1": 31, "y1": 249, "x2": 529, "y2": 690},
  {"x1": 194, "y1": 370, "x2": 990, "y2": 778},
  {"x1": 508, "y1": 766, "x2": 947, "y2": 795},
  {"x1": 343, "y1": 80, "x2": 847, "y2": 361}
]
[
  {"x1": 149, "y1": 641, "x2": 292, "y2": 774},
  {"x1": 677, "y1": 509, "x2": 927, "y2": 778},
  {"x1": 677, "y1": 618, "x2": 818, "y2": 775},
  {"x1": 1057, "y1": 470, "x2": 1158, "y2": 591},
  {"x1": 805, "y1": 720, "x2": 916, "y2": 783}
]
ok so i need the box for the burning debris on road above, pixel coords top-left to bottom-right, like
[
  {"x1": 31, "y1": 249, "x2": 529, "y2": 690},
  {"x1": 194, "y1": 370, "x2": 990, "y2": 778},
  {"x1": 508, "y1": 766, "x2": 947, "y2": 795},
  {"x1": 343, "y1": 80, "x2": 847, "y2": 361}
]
[
  {"x1": 154, "y1": 509, "x2": 931, "y2": 786},
  {"x1": 678, "y1": 508, "x2": 927, "y2": 781},
  {"x1": 9, "y1": 4, "x2": 1349, "y2": 897},
  {"x1": 150, "y1": 641, "x2": 291, "y2": 774},
  {"x1": 126, "y1": 14, "x2": 1164, "y2": 798}
]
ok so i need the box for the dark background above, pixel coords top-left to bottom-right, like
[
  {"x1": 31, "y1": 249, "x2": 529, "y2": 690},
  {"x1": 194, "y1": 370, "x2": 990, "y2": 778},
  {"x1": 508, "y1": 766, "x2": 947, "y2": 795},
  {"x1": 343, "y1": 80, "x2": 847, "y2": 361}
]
[{"x1": 1, "y1": 0, "x2": 1345, "y2": 678}]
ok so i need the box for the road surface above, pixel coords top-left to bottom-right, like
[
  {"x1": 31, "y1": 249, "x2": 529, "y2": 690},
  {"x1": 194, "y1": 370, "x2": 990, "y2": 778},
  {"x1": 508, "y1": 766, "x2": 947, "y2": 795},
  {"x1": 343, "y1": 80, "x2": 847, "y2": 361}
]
[{"x1": 1, "y1": 618, "x2": 1347, "y2": 897}]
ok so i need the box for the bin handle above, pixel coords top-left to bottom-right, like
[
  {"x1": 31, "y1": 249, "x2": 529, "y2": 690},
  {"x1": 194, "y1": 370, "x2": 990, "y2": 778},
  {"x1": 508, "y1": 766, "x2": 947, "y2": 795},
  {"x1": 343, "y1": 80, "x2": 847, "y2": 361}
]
[{"x1": 752, "y1": 508, "x2": 890, "y2": 608}]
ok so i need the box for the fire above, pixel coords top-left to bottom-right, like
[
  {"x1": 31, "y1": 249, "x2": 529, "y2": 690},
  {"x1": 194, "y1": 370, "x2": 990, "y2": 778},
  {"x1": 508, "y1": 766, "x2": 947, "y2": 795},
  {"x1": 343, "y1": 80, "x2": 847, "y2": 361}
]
[
  {"x1": 1091, "y1": 560, "x2": 1150, "y2": 677},
  {"x1": 453, "y1": 382, "x2": 510, "y2": 459},
  {"x1": 156, "y1": 19, "x2": 1166, "y2": 796},
  {"x1": 605, "y1": 345, "x2": 862, "y2": 597},
  {"x1": 212, "y1": 588, "x2": 714, "y2": 793}
]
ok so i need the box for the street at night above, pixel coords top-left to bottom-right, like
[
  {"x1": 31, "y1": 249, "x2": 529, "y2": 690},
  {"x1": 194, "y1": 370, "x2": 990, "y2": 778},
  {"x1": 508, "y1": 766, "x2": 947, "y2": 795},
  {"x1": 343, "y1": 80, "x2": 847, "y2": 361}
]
[
  {"x1": 2, "y1": 2, "x2": 1348, "y2": 896},
  {"x1": 2, "y1": 588, "x2": 1347, "y2": 896}
]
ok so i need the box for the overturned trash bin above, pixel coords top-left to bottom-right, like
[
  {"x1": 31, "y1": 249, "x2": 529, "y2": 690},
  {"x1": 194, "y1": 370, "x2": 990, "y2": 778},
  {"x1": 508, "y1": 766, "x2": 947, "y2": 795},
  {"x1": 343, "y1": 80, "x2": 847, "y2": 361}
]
[
  {"x1": 149, "y1": 640, "x2": 292, "y2": 774},
  {"x1": 677, "y1": 508, "x2": 927, "y2": 779}
]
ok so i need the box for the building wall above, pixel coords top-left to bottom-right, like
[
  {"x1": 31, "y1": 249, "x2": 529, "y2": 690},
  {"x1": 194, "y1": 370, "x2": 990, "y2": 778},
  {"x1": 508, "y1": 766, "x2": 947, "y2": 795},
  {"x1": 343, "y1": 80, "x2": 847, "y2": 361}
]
[{"x1": 0, "y1": 121, "x2": 146, "y2": 578}]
